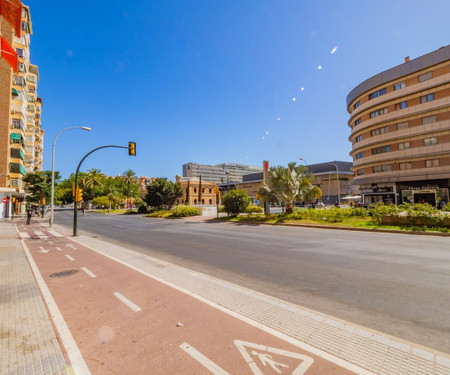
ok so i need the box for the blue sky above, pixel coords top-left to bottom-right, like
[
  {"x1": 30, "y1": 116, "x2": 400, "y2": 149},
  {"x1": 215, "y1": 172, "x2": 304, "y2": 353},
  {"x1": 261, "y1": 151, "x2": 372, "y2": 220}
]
[{"x1": 27, "y1": 0, "x2": 450, "y2": 180}]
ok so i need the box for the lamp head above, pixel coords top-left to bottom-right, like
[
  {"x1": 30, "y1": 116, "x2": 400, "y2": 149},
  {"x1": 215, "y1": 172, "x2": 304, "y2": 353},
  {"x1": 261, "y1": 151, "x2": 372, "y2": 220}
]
[{"x1": 81, "y1": 126, "x2": 92, "y2": 131}]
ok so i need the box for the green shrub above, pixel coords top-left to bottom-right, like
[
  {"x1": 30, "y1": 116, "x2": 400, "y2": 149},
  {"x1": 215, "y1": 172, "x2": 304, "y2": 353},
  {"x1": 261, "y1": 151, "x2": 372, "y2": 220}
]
[
  {"x1": 222, "y1": 190, "x2": 251, "y2": 216},
  {"x1": 245, "y1": 206, "x2": 263, "y2": 215},
  {"x1": 443, "y1": 202, "x2": 450, "y2": 212},
  {"x1": 137, "y1": 204, "x2": 148, "y2": 214},
  {"x1": 218, "y1": 205, "x2": 225, "y2": 213},
  {"x1": 171, "y1": 205, "x2": 199, "y2": 217}
]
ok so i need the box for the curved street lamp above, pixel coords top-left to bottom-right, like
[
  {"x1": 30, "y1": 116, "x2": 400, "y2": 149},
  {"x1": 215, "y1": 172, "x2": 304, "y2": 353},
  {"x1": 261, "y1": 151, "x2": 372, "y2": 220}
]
[
  {"x1": 50, "y1": 126, "x2": 92, "y2": 227},
  {"x1": 328, "y1": 162, "x2": 340, "y2": 206}
]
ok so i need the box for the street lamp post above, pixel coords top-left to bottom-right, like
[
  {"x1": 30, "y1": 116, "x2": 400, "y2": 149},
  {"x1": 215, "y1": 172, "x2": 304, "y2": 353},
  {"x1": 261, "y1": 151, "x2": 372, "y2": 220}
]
[
  {"x1": 298, "y1": 157, "x2": 308, "y2": 169},
  {"x1": 50, "y1": 126, "x2": 92, "y2": 227},
  {"x1": 328, "y1": 162, "x2": 340, "y2": 206}
]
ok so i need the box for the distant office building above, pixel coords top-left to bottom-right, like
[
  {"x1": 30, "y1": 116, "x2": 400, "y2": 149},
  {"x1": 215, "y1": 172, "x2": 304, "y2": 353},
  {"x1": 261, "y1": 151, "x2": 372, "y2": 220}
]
[
  {"x1": 182, "y1": 162, "x2": 262, "y2": 184},
  {"x1": 346, "y1": 46, "x2": 450, "y2": 206},
  {"x1": 0, "y1": 3, "x2": 43, "y2": 217}
]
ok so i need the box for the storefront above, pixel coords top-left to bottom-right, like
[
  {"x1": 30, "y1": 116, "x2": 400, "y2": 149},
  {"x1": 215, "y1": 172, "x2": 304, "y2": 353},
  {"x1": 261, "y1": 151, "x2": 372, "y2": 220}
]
[
  {"x1": 397, "y1": 181, "x2": 449, "y2": 207},
  {"x1": 360, "y1": 184, "x2": 397, "y2": 206}
]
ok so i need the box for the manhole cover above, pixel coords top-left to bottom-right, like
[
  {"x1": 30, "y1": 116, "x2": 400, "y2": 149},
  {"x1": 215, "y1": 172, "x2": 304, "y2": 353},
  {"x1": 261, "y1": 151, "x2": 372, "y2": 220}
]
[{"x1": 49, "y1": 270, "x2": 79, "y2": 278}]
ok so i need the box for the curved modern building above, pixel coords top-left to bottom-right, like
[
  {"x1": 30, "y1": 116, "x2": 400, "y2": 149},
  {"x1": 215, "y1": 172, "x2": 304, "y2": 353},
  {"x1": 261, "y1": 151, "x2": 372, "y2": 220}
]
[{"x1": 346, "y1": 46, "x2": 450, "y2": 206}]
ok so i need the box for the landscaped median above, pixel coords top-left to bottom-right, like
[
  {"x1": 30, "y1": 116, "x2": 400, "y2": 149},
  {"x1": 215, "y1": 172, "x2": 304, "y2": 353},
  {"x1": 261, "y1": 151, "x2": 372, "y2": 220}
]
[{"x1": 216, "y1": 203, "x2": 450, "y2": 235}]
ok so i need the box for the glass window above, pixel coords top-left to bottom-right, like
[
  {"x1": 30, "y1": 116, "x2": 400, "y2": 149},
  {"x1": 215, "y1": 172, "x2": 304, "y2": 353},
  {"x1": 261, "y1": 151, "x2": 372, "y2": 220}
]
[
  {"x1": 418, "y1": 72, "x2": 432, "y2": 82},
  {"x1": 395, "y1": 101, "x2": 407, "y2": 110},
  {"x1": 424, "y1": 137, "x2": 437, "y2": 146},
  {"x1": 399, "y1": 162, "x2": 412, "y2": 170},
  {"x1": 356, "y1": 152, "x2": 363, "y2": 159},
  {"x1": 371, "y1": 126, "x2": 389, "y2": 136},
  {"x1": 370, "y1": 108, "x2": 387, "y2": 118},
  {"x1": 372, "y1": 146, "x2": 390, "y2": 154},
  {"x1": 398, "y1": 142, "x2": 410, "y2": 150},
  {"x1": 353, "y1": 101, "x2": 360, "y2": 109},
  {"x1": 369, "y1": 88, "x2": 387, "y2": 100},
  {"x1": 394, "y1": 81, "x2": 406, "y2": 90},
  {"x1": 425, "y1": 159, "x2": 439, "y2": 168},
  {"x1": 354, "y1": 118, "x2": 361, "y2": 126},
  {"x1": 397, "y1": 121, "x2": 409, "y2": 130},
  {"x1": 422, "y1": 115, "x2": 436, "y2": 125},
  {"x1": 15, "y1": 48, "x2": 24, "y2": 58},
  {"x1": 356, "y1": 169, "x2": 364, "y2": 176},
  {"x1": 420, "y1": 93, "x2": 434, "y2": 103},
  {"x1": 356, "y1": 135, "x2": 362, "y2": 142}
]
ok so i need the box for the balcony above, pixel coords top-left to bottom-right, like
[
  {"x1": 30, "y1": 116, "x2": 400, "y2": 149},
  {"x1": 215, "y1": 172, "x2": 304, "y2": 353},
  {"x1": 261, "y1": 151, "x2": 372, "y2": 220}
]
[
  {"x1": 9, "y1": 163, "x2": 26, "y2": 175},
  {"x1": 11, "y1": 119, "x2": 25, "y2": 132},
  {"x1": 13, "y1": 76, "x2": 26, "y2": 87}
]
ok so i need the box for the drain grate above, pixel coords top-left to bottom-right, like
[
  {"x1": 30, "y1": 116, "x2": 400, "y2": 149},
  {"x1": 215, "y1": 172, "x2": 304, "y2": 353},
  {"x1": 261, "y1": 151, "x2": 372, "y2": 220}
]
[{"x1": 49, "y1": 269, "x2": 78, "y2": 278}]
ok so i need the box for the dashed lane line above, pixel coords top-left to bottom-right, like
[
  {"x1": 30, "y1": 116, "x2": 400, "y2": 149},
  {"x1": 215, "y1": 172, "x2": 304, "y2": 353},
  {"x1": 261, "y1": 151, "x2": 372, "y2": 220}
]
[
  {"x1": 81, "y1": 267, "x2": 96, "y2": 278},
  {"x1": 113, "y1": 292, "x2": 142, "y2": 312},
  {"x1": 55, "y1": 247, "x2": 62, "y2": 251},
  {"x1": 65, "y1": 255, "x2": 75, "y2": 262},
  {"x1": 180, "y1": 342, "x2": 230, "y2": 375}
]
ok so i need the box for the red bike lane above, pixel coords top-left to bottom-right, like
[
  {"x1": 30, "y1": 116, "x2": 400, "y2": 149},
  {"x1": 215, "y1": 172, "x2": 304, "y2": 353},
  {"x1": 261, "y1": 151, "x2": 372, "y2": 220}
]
[{"x1": 18, "y1": 221, "x2": 364, "y2": 375}]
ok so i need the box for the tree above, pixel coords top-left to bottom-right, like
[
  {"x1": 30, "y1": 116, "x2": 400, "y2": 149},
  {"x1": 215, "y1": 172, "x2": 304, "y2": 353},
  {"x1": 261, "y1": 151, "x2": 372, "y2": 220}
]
[
  {"x1": 144, "y1": 178, "x2": 182, "y2": 209},
  {"x1": 120, "y1": 169, "x2": 138, "y2": 209},
  {"x1": 222, "y1": 189, "x2": 251, "y2": 217},
  {"x1": 259, "y1": 162, "x2": 321, "y2": 214},
  {"x1": 84, "y1": 168, "x2": 105, "y2": 199},
  {"x1": 23, "y1": 171, "x2": 59, "y2": 204},
  {"x1": 91, "y1": 196, "x2": 110, "y2": 208}
]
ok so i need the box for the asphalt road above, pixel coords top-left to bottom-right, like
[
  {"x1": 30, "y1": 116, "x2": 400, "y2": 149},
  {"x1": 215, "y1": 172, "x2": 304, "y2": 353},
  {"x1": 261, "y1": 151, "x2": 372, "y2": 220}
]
[{"x1": 55, "y1": 210, "x2": 450, "y2": 353}]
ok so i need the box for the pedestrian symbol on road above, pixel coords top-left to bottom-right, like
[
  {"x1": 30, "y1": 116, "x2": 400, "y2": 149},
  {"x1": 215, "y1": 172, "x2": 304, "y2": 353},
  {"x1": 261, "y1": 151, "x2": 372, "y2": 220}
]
[{"x1": 234, "y1": 340, "x2": 314, "y2": 375}]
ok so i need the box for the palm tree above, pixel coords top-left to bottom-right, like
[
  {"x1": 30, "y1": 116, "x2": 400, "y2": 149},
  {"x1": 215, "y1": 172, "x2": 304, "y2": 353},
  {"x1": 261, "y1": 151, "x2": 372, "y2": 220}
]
[
  {"x1": 259, "y1": 162, "x2": 321, "y2": 214},
  {"x1": 120, "y1": 169, "x2": 138, "y2": 210},
  {"x1": 84, "y1": 168, "x2": 105, "y2": 199}
]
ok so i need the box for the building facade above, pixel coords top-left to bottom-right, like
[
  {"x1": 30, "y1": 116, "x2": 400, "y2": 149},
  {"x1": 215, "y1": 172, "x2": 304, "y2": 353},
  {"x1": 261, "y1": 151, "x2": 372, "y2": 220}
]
[
  {"x1": 0, "y1": 4, "x2": 43, "y2": 217},
  {"x1": 182, "y1": 162, "x2": 262, "y2": 184},
  {"x1": 175, "y1": 175, "x2": 217, "y2": 206},
  {"x1": 346, "y1": 46, "x2": 450, "y2": 206}
]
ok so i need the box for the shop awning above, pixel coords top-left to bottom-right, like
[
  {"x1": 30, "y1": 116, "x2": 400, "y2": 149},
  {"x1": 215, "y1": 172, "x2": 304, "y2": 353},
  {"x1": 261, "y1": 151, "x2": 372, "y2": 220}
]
[
  {"x1": 12, "y1": 88, "x2": 19, "y2": 95},
  {"x1": 10, "y1": 133, "x2": 21, "y2": 140}
]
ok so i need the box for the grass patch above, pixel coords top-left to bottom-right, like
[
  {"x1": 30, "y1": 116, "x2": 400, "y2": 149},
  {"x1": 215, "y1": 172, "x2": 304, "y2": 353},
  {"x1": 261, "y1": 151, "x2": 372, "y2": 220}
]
[{"x1": 94, "y1": 209, "x2": 128, "y2": 214}]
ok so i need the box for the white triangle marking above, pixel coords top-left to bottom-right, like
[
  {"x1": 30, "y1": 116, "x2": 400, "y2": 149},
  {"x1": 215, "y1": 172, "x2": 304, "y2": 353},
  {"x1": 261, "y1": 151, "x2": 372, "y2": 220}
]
[{"x1": 234, "y1": 340, "x2": 314, "y2": 375}]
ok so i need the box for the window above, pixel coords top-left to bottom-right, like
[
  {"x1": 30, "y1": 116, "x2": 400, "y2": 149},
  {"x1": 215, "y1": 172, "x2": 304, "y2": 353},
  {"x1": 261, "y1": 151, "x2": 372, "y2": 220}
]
[
  {"x1": 15, "y1": 48, "x2": 24, "y2": 58},
  {"x1": 353, "y1": 101, "x2": 360, "y2": 109},
  {"x1": 21, "y1": 22, "x2": 27, "y2": 32},
  {"x1": 354, "y1": 118, "x2": 361, "y2": 126},
  {"x1": 201, "y1": 199, "x2": 205, "y2": 205},
  {"x1": 418, "y1": 72, "x2": 432, "y2": 82},
  {"x1": 13, "y1": 76, "x2": 25, "y2": 86},
  {"x1": 420, "y1": 93, "x2": 434, "y2": 103},
  {"x1": 394, "y1": 81, "x2": 406, "y2": 90},
  {"x1": 395, "y1": 101, "x2": 407, "y2": 110},
  {"x1": 370, "y1": 108, "x2": 387, "y2": 118},
  {"x1": 397, "y1": 121, "x2": 409, "y2": 130},
  {"x1": 398, "y1": 142, "x2": 410, "y2": 150},
  {"x1": 356, "y1": 152, "x2": 363, "y2": 159},
  {"x1": 194, "y1": 187, "x2": 197, "y2": 193},
  {"x1": 356, "y1": 169, "x2": 364, "y2": 176},
  {"x1": 371, "y1": 126, "x2": 389, "y2": 136},
  {"x1": 194, "y1": 199, "x2": 197, "y2": 205},
  {"x1": 399, "y1": 162, "x2": 412, "y2": 170},
  {"x1": 424, "y1": 137, "x2": 437, "y2": 146},
  {"x1": 372, "y1": 146, "x2": 390, "y2": 155},
  {"x1": 369, "y1": 88, "x2": 387, "y2": 100},
  {"x1": 373, "y1": 165, "x2": 392, "y2": 173},
  {"x1": 202, "y1": 188, "x2": 205, "y2": 193},
  {"x1": 209, "y1": 199, "x2": 213, "y2": 205},
  {"x1": 425, "y1": 159, "x2": 439, "y2": 168},
  {"x1": 422, "y1": 115, "x2": 436, "y2": 125},
  {"x1": 356, "y1": 135, "x2": 362, "y2": 142}
]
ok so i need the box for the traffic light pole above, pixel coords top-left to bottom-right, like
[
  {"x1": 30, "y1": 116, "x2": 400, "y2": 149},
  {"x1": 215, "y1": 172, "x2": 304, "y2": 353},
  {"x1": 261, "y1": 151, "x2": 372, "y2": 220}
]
[{"x1": 73, "y1": 145, "x2": 130, "y2": 237}]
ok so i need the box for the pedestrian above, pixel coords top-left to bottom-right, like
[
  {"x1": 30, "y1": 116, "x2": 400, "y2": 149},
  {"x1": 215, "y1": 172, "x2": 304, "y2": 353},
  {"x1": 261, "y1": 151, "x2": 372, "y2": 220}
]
[
  {"x1": 26, "y1": 208, "x2": 32, "y2": 225},
  {"x1": 82, "y1": 207, "x2": 86, "y2": 216},
  {"x1": 441, "y1": 200, "x2": 446, "y2": 210}
]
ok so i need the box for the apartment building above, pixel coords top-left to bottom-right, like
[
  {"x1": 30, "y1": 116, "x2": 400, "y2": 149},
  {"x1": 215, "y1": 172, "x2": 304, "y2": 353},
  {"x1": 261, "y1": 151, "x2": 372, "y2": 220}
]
[
  {"x1": 347, "y1": 46, "x2": 450, "y2": 206},
  {"x1": 0, "y1": 3, "x2": 43, "y2": 217},
  {"x1": 182, "y1": 162, "x2": 262, "y2": 184}
]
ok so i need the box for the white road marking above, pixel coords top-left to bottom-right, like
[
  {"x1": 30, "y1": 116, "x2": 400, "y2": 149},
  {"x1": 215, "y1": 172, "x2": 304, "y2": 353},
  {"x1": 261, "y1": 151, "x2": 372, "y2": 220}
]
[
  {"x1": 39, "y1": 246, "x2": 49, "y2": 254},
  {"x1": 35, "y1": 231, "x2": 48, "y2": 238},
  {"x1": 65, "y1": 255, "x2": 75, "y2": 262},
  {"x1": 180, "y1": 342, "x2": 230, "y2": 375},
  {"x1": 48, "y1": 230, "x2": 64, "y2": 238},
  {"x1": 234, "y1": 340, "x2": 314, "y2": 375},
  {"x1": 20, "y1": 239, "x2": 91, "y2": 375},
  {"x1": 81, "y1": 267, "x2": 96, "y2": 278},
  {"x1": 19, "y1": 232, "x2": 30, "y2": 239},
  {"x1": 55, "y1": 247, "x2": 62, "y2": 251},
  {"x1": 113, "y1": 292, "x2": 141, "y2": 312},
  {"x1": 48, "y1": 241, "x2": 53, "y2": 244},
  {"x1": 66, "y1": 244, "x2": 77, "y2": 249}
]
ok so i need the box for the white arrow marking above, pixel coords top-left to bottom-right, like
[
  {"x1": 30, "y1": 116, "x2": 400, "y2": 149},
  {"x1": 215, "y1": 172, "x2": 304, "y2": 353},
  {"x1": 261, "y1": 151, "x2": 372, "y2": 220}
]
[
  {"x1": 65, "y1": 255, "x2": 75, "y2": 262},
  {"x1": 66, "y1": 244, "x2": 77, "y2": 249},
  {"x1": 234, "y1": 340, "x2": 314, "y2": 375},
  {"x1": 39, "y1": 246, "x2": 49, "y2": 254},
  {"x1": 55, "y1": 247, "x2": 62, "y2": 251},
  {"x1": 113, "y1": 292, "x2": 141, "y2": 312},
  {"x1": 180, "y1": 342, "x2": 230, "y2": 375}
]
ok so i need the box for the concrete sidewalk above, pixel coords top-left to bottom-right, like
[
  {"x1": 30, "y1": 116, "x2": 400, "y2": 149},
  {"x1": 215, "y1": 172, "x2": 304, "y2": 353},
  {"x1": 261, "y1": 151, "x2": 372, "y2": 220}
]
[{"x1": 0, "y1": 219, "x2": 68, "y2": 375}]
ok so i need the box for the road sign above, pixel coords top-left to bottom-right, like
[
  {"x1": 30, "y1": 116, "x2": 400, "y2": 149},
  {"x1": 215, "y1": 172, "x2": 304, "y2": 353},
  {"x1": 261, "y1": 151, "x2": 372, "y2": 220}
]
[{"x1": 2, "y1": 198, "x2": 6, "y2": 203}]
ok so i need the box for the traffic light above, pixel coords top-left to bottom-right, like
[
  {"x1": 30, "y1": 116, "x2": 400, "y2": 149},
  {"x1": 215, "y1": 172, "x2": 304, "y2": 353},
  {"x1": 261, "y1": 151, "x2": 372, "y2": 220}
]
[
  {"x1": 128, "y1": 141, "x2": 136, "y2": 156},
  {"x1": 76, "y1": 188, "x2": 83, "y2": 202}
]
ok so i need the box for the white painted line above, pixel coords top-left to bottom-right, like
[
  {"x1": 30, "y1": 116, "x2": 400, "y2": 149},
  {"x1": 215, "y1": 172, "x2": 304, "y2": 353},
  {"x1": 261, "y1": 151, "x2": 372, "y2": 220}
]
[
  {"x1": 81, "y1": 267, "x2": 96, "y2": 278},
  {"x1": 48, "y1": 230, "x2": 64, "y2": 238},
  {"x1": 113, "y1": 292, "x2": 141, "y2": 312},
  {"x1": 55, "y1": 247, "x2": 62, "y2": 251},
  {"x1": 48, "y1": 241, "x2": 53, "y2": 244},
  {"x1": 65, "y1": 254, "x2": 75, "y2": 262},
  {"x1": 180, "y1": 342, "x2": 230, "y2": 375},
  {"x1": 20, "y1": 239, "x2": 91, "y2": 375},
  {"x1": 73, "y1": 238, "x2": 375, "y2": 375},
  {"x1": 35, "y1": 231, "x2": 48, "y2": 238},
  {"x1": 66, "y1": 244, "x2": 77, "y2": 250},
  {"x1": 19, "y1": 232, "x2": 30, "y2": 239}
]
